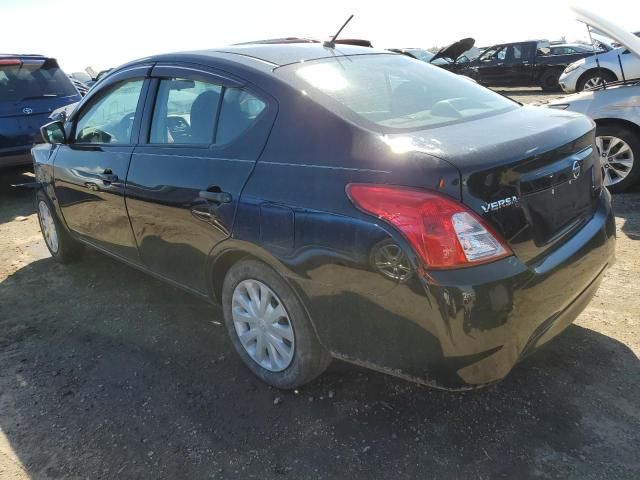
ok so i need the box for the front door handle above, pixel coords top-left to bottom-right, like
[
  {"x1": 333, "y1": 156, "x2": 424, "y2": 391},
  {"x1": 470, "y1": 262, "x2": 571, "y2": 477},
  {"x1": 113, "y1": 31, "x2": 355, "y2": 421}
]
[{"x1": 199, "y1": 190, "x2": 232, "y2": 204}]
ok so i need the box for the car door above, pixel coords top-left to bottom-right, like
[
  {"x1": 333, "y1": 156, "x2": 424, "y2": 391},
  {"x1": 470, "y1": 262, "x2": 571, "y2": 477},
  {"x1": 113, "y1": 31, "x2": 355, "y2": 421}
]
[
  {"x1": 503, "y1": 43, "x2": 535, "y2": 85},
  {"x1": 474, "y1": 45, "x2": 508, "y2": 85},
  {"x1": 125, "y1": 64, "x2": 277, "y2": 294},
  {"x1": 53, "y1": 65, "x2": 151, "y2": 262}
]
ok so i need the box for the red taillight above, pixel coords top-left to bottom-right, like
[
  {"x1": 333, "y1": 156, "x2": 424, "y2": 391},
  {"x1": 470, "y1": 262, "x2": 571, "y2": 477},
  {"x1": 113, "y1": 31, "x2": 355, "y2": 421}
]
[
  {"x1": 0, "y1": 58, "x2": 21, "y2": 66},
  {"x1": 347, "y1": 183, "x2": 512, "y2": 269}
]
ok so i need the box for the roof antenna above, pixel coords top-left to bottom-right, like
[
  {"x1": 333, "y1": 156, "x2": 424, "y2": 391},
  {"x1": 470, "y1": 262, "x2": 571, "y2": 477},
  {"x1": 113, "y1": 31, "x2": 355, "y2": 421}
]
[{"x1": 323, "y1": 15, "x2": 354, "y2": 49}]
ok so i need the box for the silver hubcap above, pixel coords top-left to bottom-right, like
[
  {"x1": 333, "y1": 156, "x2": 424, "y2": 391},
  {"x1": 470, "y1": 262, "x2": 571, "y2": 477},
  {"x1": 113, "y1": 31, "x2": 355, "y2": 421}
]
[
  {"x1": 38, "y1": 200, "x2": 59, "y2": 254},
  {"x1": 584, "y1": 77, "x2": 602, "y2": 90},
  {"x1": 596, "y1": 135, "x2": 635, "y2": 186},
  {"x1": 232, "y1": 279, "x2": 295, "y2": 372}
]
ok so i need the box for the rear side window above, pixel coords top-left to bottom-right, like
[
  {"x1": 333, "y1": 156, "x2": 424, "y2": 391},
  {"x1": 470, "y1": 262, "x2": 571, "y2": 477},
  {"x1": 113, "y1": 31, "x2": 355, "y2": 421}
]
[
  {"x1": 0, "y1": 58, "x2": 77, "y2": 102},
  {"x1": 149, "y1": 78, "x2": 266, "y2": 145},
  {"x1": 150, "y1": 78, "x2": 222, "y2": 144},
  {"x1": 279, "y1": 54, "x2": 516, "y2": 132},
  {"x1": 74, "y1": 79, "x2": 144, "y2": 144},
  {"x1": 216, "y1": 88, "x2": 266, "y2": 144}
]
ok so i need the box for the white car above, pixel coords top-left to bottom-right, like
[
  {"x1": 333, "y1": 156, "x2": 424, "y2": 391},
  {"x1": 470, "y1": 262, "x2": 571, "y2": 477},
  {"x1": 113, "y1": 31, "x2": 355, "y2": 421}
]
[
  {"x1": 559, "y1": 38, "x2": 640, "y2": 92},
  {"x1": 550, "y1": 7, "x2": 640, "y2": 192}
]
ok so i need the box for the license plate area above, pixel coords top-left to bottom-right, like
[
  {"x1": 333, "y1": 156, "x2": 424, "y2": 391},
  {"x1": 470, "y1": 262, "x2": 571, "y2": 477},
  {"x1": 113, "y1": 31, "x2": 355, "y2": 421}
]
[{"x1": 519, "y1": 148, "x2": 596, "y2": 247}]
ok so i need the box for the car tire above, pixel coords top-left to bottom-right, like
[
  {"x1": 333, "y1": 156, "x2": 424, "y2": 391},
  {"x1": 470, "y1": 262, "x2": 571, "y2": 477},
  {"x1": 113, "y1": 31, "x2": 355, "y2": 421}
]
[
  {"x1": 596, "y1": 124, "x2": 640, "y2": 193},
  {"x1": 36, "y1": 190, "x2": 83, "y2": 263},
  {"x1": 540, "y1": 69, "x2": 563, "y2": 92},
  {"x1": 222, "y1": 259, "x2": 332, "y2": 389},
  {"x1": 577, "y1": 70, "x2": 616, "y2": 91}
]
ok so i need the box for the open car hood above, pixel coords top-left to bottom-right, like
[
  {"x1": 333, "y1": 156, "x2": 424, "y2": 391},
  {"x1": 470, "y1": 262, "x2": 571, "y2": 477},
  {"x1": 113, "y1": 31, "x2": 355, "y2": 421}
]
[
  {"x1": 572, "y1": 5, "x2": 640, "y2": 58},
  {"x1": 430, "y1": 37, "x2": 475, "y2": 63}
]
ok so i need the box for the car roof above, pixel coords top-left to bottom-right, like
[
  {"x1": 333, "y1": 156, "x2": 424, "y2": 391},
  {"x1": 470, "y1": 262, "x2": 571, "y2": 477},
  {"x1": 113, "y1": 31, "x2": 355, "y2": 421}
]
[{"x1": 146, "y1": 43, "x2": 390, "y2": 70}]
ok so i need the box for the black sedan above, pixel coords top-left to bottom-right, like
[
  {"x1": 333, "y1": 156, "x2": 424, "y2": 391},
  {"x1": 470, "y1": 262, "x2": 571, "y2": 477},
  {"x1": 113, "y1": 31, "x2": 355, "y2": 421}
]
[{"x1": 33, "y1": 43, "x2": 615, "y2": 390}]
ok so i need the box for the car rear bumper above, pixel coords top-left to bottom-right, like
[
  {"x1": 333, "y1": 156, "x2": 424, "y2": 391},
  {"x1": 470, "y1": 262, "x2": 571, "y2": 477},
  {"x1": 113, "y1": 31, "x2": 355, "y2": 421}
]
[
  {"x1": 306, "y1": 188, "x2": 615, "y2": 390},
  {"x1": 0, "y1": 146, "x2": 33, "y2": 168},
  {"x1": 416, "y1": 188, "x2": 616, "y2": 389}
]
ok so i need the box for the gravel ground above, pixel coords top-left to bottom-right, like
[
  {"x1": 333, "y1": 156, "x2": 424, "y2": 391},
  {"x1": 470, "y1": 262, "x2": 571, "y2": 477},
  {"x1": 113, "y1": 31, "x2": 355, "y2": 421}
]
[{"x1": 0, "y1": 91, "x2": 639, "y2": 480}]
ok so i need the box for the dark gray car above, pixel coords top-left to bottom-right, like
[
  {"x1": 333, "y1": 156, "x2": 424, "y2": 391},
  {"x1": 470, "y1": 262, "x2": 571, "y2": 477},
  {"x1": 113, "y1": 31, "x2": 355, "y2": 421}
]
[{"x1": 1, "y1": 55, "x2": 81, "y2": 168}]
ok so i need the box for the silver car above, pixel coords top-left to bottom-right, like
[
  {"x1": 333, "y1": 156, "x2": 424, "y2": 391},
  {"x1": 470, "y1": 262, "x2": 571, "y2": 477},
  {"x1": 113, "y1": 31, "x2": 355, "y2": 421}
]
[{"x1": 549, "y1": 7, "x2": 640, "y2": 192}]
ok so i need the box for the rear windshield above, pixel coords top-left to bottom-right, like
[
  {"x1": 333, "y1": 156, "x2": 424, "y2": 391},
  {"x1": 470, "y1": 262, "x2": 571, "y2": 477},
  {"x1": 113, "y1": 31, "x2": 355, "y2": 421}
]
[
  {"x1": 277, "y1": 54, "x2": 517, "y2": 132},
  {"x1": 0, "y1": 59, "x2": 77, "y2": 102}
]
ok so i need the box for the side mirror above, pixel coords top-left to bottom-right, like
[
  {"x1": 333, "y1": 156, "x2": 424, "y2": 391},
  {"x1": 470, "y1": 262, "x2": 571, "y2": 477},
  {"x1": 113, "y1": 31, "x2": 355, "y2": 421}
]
[{"x1": 40, "y1": 121, "x2": 67, "y2": 144}]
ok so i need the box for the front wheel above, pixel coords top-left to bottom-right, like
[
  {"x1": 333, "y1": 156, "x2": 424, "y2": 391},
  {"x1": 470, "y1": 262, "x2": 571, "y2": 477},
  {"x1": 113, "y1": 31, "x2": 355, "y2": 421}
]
[
  {"x1": 36, "y1": 190, "x2": 83, "y2": 263},
  {"x1": 577, "y1": 70, "x2": 616, "y2": 91},
  {"x1": 222, "y1": 259, "x2": 331, "y2": 389},
  {"x1": 595, "y1": 124, "x2": 640, "y2": 193},
  {"x1": 540, "y1": 70, "x2": 562, "y2": 92}
]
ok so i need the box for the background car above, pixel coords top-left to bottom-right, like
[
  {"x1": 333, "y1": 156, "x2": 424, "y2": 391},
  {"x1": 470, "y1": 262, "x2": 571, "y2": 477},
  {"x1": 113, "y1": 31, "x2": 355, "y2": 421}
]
[
  {"x1": 550, "y1": 8, "x2": 640, "y2": 192},
  {"x1": 68, "y1": 77, "x2": 90, "y2": 96},
  {"x1": 389, "y1": 39, "x2": 479, "y2": 72},
  {"x1": 549, "y1": 43, "x2": 606, "y2": 55},
  {"x1": 0, "y1": 54, "x2": 81, "y2": 168},
  {"x1": 559, "y1": 34, "x2": 640, "y2": 92}
]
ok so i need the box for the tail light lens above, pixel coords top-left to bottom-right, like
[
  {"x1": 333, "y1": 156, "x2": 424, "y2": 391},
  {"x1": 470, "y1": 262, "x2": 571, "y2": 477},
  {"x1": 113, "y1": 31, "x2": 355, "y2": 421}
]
[
  {"x1": 0, "y1": 58, "x2": 21, "y2": 66},
  {"x1": 347, "y1": 184, "x2": 511, "y2": 269}
]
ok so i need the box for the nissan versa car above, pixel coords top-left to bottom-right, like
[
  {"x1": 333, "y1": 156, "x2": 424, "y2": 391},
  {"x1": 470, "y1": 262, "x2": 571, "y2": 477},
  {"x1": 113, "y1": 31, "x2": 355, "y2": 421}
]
[
  {"x1": 1, "y1": 55, "x2": 81, "y2": 168},
  {"x1": 32, "y1": 42, "x2": 616, "y2": 390}
]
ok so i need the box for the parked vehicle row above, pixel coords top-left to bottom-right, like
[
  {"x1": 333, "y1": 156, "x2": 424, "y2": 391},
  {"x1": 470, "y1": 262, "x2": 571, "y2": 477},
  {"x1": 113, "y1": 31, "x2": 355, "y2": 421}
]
[{"x1": 454, "y1": 40, "x2": 604, "y2": 91}]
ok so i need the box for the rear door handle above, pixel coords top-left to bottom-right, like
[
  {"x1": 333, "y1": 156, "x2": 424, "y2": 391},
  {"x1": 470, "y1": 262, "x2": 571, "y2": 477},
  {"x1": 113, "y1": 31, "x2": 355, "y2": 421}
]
[{"x1": 199, "y1": 190, "x2": 232, "y2": 204}]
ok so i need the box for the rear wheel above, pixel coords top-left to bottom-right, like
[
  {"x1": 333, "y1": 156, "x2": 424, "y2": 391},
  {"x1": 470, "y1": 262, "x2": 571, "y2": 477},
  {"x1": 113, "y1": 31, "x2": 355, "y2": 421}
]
[
  {"x1": 36, "y1": 190, "x2": 83, "y2": 263},
  {"x1": 222, "y1": 259, "x2": 331, "y2": 389},
  {"x1": 577, "y1": 70, "x2": 616, "y2": 91},
  {"x1": 540, "y1": 69, "x2": 563, "y2": 92},
  {"x1": 595, "y1": 124, "x2": 640, "y2": 193}
]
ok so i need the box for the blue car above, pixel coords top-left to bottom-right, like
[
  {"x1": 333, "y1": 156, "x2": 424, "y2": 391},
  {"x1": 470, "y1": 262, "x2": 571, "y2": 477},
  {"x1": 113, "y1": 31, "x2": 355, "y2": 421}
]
[
  {"x1": 32, "y1": 42, "x2": 615, "y2": 390},
  {"x1": 1, "y1": 55, "x2": 81, "y2": 168}
]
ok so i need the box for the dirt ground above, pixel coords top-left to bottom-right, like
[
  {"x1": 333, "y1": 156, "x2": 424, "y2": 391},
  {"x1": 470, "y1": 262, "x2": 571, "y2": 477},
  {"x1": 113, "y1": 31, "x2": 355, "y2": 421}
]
[{"x1": 1, "y1": 91, "x2": 639, "y2": 480}]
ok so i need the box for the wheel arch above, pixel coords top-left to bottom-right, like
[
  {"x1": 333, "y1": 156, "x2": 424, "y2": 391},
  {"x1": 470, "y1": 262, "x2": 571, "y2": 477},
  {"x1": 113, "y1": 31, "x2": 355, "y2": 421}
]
[
  {"x1": 578, "y1": 68, "x2": 618, "y2": 87},
  {"x1": 207, "y1": 240, "x2": 333, "y2": 353},
  {"x1": 594, "y1": 117, "x2": 640, "y2": 139}
]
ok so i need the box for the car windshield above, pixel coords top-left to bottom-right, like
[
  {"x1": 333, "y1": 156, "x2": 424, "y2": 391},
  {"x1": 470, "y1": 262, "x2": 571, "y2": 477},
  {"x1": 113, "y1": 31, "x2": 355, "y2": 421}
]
[
  {"x1": 278, "y1": 54, "x2": 516, "y2": 132},
  {"x1": 0, "y1": 59, "x2": 77, "y2": 102}
]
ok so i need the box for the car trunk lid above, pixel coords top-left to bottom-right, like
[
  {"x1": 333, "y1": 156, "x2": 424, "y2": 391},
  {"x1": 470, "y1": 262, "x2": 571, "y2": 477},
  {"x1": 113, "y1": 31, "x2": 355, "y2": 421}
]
[{"x1": 401, "y1": 106, "x2": 601, "y2": 263}]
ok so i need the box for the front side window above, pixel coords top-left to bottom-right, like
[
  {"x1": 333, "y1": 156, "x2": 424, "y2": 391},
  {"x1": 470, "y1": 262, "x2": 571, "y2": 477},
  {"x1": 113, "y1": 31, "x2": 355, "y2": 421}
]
[
  {"x1": 149, "y1": 78, "x2": 267, "y2": 146},
  {"x1": 74, "y1": 79, "x2": 144, "y2": 144},
  {"x1": 278, "y1": 54, "x2": 517, "y2": 132},
  {"x1": 479, "y1": 46, "x2": 504, "y2": 62},
  {"x1": 150, "y1": 78, "x2": 222, "y2": 144}
]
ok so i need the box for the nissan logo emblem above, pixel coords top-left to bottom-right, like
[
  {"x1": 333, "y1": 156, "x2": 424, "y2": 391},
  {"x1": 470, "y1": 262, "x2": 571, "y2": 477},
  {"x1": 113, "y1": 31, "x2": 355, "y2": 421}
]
[
  {"x1": 22, "y1": 107, "x2": 33, "y2": 114},
  {"x1": 572, "y1": 160, "x2": 582, "y2": 180}
]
